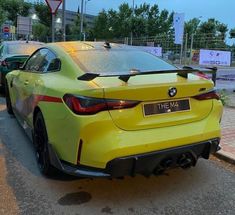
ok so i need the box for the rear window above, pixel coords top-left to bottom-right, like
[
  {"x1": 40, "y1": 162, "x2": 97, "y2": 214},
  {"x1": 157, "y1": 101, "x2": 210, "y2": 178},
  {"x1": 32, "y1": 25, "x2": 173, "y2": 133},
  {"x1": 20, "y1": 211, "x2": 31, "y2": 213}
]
[
  {"x1": 7, "y1": 43, "x2": 42, "y2": 55},
  {"x1": 72, "y1": 50, "x2": 177, "y2": 75}
]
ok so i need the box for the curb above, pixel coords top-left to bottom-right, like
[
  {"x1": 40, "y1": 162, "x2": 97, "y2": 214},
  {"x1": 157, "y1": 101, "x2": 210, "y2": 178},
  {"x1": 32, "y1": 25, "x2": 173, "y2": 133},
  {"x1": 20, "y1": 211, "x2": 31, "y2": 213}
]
[{"x1": 215, "y1": 150, "x2": 235, "y2": 165}]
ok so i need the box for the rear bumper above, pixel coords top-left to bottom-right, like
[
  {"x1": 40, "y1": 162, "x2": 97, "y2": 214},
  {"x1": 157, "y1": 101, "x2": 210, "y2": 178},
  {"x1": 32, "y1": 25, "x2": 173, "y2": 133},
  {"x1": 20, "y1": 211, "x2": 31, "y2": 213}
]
[{"x1": 48, "y1": 138, "x2": 220, "y2": 178}]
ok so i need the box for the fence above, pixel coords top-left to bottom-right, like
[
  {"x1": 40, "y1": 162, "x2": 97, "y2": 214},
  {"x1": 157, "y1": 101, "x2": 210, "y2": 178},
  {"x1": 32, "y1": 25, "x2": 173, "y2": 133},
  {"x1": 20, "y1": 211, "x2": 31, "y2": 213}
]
[
  {"x1": 105, "y1": 33, "x2": 235, "y2": 66},
  {"x1": 4, "y1": 32, "x2": 234, "y2": 66}
]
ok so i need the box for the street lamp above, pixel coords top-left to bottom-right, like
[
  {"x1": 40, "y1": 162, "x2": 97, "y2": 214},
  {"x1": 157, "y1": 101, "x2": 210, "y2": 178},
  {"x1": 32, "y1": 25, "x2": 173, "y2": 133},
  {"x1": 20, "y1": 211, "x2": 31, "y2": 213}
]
[
  {"x1": 84, "y1": 0, "x2": 91, "y2": 41},
  {"x1": 130, "y1": 0, "x2": 135, "y2": 45},
  {"x1": 85, "y1": 0, "x2": 91, "y2": 14},
  {"x1": 32, "y1": 14, "x2": 38, "y2": 20},
  {"x1": 62, "y1": 0, "x2": 66, "y2": 41},
  {"x1": 80, "y1": 0, "x2": 84, "y2": 40}
]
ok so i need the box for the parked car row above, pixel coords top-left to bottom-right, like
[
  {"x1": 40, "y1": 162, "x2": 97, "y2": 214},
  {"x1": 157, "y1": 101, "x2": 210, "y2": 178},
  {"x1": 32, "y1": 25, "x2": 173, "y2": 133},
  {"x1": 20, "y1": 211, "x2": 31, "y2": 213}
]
[
  {"x1": 1, "y1": 40, "x2": 223, "y2": 178},
  {"x1": 0, "y1": 41, "x2": 44, "y2": 90}
]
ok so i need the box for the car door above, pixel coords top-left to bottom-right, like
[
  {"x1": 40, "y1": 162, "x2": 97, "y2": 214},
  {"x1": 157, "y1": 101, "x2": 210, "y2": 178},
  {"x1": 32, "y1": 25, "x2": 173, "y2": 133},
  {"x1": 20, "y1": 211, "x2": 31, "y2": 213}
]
[
  {"x1": 12, "y1": 48, "x2": 50, "y2": 122},
  {"x1": 12, "y1": 48, "x2": 60, "y2": 126}
]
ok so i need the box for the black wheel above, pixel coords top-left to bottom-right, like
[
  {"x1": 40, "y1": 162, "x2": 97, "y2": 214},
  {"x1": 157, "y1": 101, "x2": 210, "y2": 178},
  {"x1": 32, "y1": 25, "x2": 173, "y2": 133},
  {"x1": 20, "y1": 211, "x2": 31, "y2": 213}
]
[
  {"x1": 33, "y1": 111, "x2": 56, "y2": 176},
  {"x1": 5, "y1": 80, "x2": 14, "y2": 115}
]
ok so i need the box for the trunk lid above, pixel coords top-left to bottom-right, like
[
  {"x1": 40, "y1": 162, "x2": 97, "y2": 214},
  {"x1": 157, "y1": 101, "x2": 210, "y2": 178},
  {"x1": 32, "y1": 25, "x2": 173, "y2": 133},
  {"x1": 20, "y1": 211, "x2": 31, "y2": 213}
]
[{"x1": 93, "y1": 73, "x2": 214, "y2": 131}]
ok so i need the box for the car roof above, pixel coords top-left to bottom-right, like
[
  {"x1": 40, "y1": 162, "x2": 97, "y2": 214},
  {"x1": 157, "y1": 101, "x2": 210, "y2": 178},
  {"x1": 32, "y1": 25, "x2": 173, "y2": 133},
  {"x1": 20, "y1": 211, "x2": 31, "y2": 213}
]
[
  {"x1": 49, "y1": 41, "x2": 138, "y2": 53},
  {"x1": 2, "y1": 40, "x2": 44, "y2": 46}
]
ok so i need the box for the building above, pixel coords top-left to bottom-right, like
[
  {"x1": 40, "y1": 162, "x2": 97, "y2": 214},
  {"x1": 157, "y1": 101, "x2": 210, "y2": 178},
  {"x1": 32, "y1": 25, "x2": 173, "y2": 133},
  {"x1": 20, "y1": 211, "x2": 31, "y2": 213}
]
[{"x1": 55, "y1": 9, "x2": 96, "y2": 31}]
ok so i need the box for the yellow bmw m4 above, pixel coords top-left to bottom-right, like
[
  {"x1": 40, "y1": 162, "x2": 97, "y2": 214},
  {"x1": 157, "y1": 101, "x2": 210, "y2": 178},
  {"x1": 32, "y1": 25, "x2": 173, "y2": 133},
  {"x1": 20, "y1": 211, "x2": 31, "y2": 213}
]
[{"x1": 5, "y1": 42, "x2": 223, "y2": 177}]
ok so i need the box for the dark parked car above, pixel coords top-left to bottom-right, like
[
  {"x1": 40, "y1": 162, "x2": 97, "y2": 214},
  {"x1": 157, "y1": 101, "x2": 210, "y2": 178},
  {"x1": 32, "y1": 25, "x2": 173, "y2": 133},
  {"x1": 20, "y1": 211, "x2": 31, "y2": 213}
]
[{"x1": 0, "y1": 41, "x2": 44, "y2": 90}]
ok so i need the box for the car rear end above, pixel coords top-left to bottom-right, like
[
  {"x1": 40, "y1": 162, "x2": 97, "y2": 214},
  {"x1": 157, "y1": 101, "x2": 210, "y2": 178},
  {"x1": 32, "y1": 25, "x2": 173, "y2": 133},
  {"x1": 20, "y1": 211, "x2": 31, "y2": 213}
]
[{"x1": 46, "y1": 43, "x2": 223, "y2": 177}]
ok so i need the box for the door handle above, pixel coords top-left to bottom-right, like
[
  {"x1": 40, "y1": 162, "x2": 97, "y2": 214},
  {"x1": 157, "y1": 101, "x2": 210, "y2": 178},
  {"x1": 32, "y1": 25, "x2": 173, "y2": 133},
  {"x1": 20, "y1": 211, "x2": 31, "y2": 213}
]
[{"x1": 24, "y1": 80, "x2": 29, "y2": 85}]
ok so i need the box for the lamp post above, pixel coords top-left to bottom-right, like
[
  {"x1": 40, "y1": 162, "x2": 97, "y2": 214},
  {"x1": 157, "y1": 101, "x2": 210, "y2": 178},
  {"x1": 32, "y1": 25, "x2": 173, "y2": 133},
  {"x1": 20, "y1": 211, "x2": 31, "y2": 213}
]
[
  {"x1": 80, "y1": 0, "x2": 84, "y2": 40},
  {"x1": 84, "y1": 0, "x2": 91, "y2": 41},
  {"x1": 130, "y1": 0, "x2": 135, "y2": 45},
  {"x1": 62, "y1": 0, "x2": 66, "y2": 41},
  {"x1": 85, "y1": 0, "x2": 91, "y2": 14}
]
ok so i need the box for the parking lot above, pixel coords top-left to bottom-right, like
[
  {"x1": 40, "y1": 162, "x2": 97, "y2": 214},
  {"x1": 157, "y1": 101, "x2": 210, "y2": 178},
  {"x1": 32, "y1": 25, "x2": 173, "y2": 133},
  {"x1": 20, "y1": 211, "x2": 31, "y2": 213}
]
[{"x1": 1, "y1": 94, "x2": 235, "y2": 215}]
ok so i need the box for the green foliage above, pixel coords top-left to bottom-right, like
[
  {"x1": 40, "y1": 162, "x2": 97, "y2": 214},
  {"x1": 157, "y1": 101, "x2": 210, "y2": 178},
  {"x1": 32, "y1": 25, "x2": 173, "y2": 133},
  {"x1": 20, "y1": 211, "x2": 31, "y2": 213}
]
[
  {"x1": 93, "y1": 3, "x2": 173, "y2": 40},
  {"x1": 218, "y1": 89, "x2": 230, "y2": 106},
  {"x1": 32, "y1": 23, "x2": 49, "y2": 42},
  {"x1": 34, "y1": 2, "x2": 51, "y2": 27},
  {"x1": 0, "y1": 0, "x2": 32, "y2": 25},
  {"x1": 230, "y1": 28, "x2": 235, "y2": 38},
  {"x1": 0, "y1": 7, "x2": 7, "y2": 26},
  {"x1": 185, "y1": 18, "x2": 229, "y2": 49},
  {"x1": 32, "y1": 2, "x2": 53, "y2": 42}
]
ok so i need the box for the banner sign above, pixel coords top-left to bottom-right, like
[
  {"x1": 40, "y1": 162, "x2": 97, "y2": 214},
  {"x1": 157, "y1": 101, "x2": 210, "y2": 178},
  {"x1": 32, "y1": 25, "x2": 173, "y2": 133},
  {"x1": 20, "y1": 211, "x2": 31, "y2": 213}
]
[
  {"x1": 17, "y1": 16, "x2": 32, "y2": 35},
  {"x1": 134, "y1": 46, "x2": 162, "y2": 57},
  {"x1": 173, "y1": 13, "x2": 185, "y2": 45},
  {"x1": 199, "y1": 49, "x2": 231, "y2": 66},
  {"x1": 45, "y1": 0, "x2": 62, "y2": 14}
]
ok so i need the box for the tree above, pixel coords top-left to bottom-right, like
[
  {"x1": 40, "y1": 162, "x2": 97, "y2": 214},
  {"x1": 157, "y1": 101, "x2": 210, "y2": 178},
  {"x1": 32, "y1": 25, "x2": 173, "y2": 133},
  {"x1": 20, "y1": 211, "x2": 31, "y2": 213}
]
[
  {"x1": 185, "y1": 18, "x2": 229, "y2": 49},
  {"x1": 93, "y1": 10, "x2": 109, "y2": 39},
  {"x1": 32, "y1": 23, "x2": 49, "y2": 42},
  {"x1": 33, "y1": 2, "x2": 53, "y2": 42},
  {"x1": 93, "y1": 3, "x2": 174, "y2": 40},
  {"x1": 230, "y1": 28, "x2": 235, "y2": 38},
  {"x1": 34, "y1": 2, "x2": 51, "y2": 27},
  {"x1": 0, "y1": 0, "x2": 6, "y2": 26},
  {"x1": 184, "y1": 18, "x2": 201, "y2": 36},
  {"x1": 0, "y1": 8, "x2": 6, "y2": 26},
  {"x1": 197, "y1": 19, "x2": 228, "y2": 49},
  {"x1": 1, "y1": 0, "x2": 32, "y2": 25}
]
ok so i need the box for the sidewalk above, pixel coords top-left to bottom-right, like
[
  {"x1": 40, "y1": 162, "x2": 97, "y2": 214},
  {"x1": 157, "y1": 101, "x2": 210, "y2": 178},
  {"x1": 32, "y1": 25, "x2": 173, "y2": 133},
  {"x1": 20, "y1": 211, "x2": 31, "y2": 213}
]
[{"x1": 216, "y1": 94, "x2": 235, "y2": 164}]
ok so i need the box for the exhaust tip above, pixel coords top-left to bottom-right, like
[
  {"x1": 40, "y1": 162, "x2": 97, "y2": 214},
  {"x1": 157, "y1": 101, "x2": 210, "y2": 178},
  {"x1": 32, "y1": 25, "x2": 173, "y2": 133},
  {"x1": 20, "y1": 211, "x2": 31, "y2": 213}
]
[{"x1": 178, "y1": 153, "x2": 196, "y2": 169}]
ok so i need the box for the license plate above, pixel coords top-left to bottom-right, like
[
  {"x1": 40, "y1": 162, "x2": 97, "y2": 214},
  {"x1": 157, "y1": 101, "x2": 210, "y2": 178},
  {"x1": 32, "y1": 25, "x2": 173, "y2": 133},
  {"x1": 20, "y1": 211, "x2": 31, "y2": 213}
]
[{"x1": 143, "y1": 99, "x2": 190, "y2": 116}]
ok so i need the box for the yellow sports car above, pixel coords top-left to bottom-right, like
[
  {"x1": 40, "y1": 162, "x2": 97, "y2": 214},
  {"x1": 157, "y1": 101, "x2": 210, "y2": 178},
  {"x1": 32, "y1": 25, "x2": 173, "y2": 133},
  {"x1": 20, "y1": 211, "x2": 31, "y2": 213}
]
[{"x1": 5, "y1": 42, "x2": 223, "y2": 177}]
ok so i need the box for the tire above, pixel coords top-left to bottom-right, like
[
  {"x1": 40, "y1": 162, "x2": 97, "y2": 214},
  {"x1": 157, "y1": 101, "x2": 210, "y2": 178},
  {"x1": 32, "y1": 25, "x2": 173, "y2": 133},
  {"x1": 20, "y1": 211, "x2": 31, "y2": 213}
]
[
  {"x1": 33, "y1": 111, "x2": 56, "y2": 176},
  {"x1": 5, "y1": 80, "x2": 14, "y2": 115}
]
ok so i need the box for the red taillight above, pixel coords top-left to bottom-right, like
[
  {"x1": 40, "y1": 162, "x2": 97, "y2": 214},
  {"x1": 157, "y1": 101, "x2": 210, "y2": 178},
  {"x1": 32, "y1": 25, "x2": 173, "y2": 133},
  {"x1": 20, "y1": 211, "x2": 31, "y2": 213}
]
[
  {"x1": 0, "y1": 60, "x2": 8, "y2": 67},
  {"x1": 193, "y1": 90, "x2": 220, "y2": 100},
  {"x1": 63, "y1": 94, "x2": 140, "y2": 115}
]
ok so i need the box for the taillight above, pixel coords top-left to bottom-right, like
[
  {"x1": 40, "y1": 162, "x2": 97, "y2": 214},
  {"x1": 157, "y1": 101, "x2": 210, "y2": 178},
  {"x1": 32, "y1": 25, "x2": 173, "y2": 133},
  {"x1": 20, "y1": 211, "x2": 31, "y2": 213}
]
[
  {"x1": 193, "y1": 90, "x2": 220, "y2": 100},
  {"x1": 63, "y1": 94, "x2": 140, "y2": 115},
  {"x1": 0, "y1": 60, "x2": 8, "y2": 67}
]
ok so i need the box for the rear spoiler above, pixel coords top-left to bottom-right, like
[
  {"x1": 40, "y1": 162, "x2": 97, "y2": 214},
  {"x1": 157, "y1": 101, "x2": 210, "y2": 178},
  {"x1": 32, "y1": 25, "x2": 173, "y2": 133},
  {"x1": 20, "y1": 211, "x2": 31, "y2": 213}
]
[
  {"x1": 78, "y1": 67, "x2": 217, "y2": 83},
  {"x1": 183, "y1": 66, "x2": 217, "y2": 85}
]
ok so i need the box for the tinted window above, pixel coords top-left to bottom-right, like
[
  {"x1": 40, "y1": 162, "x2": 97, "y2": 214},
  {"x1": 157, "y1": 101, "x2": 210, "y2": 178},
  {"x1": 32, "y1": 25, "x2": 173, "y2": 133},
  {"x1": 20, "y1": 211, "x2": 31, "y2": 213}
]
[
  {"x1": 24, "y1": 49, "x2": 59, "y2": 73},
  {"x1": 7, "y1": 43, "x2": 42, "y2": 55},
  {"x1": 24, "y1": 49, "x2": 49, "y2": 72},
  {"x1": 45, "y1": 51, "x2": 60, "y2": 72},
  {"x1": 71, "y1": 50, "x2": 176, "y2": 75}
]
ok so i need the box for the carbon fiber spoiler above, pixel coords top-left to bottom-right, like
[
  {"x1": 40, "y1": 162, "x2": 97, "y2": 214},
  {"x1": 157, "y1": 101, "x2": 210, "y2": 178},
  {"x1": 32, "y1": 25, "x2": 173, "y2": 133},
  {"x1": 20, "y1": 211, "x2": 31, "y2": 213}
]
[{"x1": 77, "y1": 67, "x2": 217, "y2": 83}]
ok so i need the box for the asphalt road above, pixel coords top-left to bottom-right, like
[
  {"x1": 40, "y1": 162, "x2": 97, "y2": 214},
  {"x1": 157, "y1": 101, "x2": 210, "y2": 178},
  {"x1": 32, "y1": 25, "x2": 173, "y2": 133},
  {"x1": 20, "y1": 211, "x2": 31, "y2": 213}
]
[{"x1": 1, "y1": 96, "x2": 235, "y2": 215}]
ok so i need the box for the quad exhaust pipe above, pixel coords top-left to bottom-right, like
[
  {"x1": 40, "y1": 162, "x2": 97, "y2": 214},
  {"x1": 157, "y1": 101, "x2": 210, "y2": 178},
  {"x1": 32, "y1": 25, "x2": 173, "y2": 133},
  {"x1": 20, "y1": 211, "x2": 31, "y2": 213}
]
[
  {"x1": 154, "y1": 153, "x2": 197, "y2": 175},
  {"x1": 178, "y1": 153, "x2": 196, "y2": 169}
]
